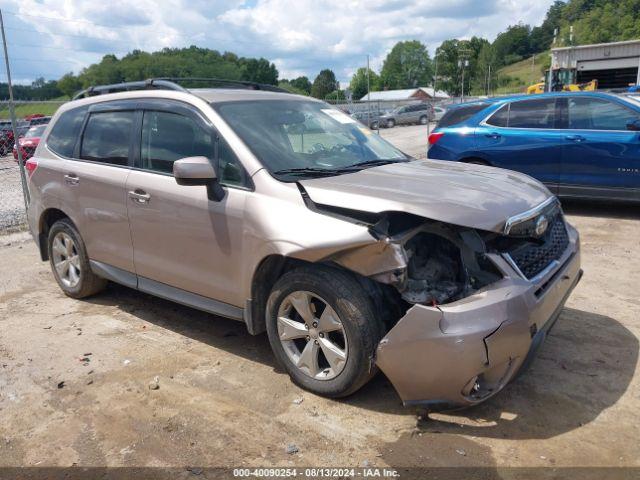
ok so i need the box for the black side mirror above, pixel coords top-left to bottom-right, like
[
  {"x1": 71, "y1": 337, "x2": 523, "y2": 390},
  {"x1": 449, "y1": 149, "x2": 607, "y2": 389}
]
[{"x1": 626, "y1": 119, "x2": 640, "y2": 131}]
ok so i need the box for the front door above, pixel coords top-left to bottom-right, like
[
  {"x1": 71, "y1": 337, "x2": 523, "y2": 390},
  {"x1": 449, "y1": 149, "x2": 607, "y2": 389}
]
[
  {"x1": 560, "y1": 96, "x2": 640, "y2": 199},
  {"x1": 125, "y1": 104, "x2": 251, "y2": 307}
]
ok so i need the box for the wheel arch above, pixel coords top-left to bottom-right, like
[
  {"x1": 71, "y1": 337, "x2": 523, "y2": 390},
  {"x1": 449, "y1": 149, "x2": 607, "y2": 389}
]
[
  {"x1": 246, "y1": 254, "x2": 314, "y2": 335},
  {"x1": 37, "y1": 208, "x2": 73, "y2": 261}
]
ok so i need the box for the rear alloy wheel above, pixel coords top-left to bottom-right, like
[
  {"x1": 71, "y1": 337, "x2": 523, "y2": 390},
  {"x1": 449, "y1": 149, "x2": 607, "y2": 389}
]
[
  {"x1": 51, "y1": 232, "x2": 81, "y2": 289},
  {"x1": 48, "y1": 219, "x2": 107, "y2": 298},
  {"x1": 266, "y1": 266, "x2": 385, "y2": 398},
  {"x1": 419, "y1": 115, "x2": 428, "y2": 125}
]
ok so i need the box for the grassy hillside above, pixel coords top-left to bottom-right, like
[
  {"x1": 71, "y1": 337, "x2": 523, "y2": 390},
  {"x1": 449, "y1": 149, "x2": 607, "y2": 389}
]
[
  {"x1": 494, "y1": 51, "x2": 550, "y2": 94},
  {"x1": 0, "y1": 101, "x2": 63, "y2": 120}
]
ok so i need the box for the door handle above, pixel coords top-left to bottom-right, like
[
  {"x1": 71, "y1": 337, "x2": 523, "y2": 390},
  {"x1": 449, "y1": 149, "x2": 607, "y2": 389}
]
[
  {"x1": 64, "y1": 173, "x2": 79, "y2": 185},
  {"x1": 128, "y1": 189, "x2": 151, "y2": 204},
  {"x1": 565, "y1": 135, "x2": 586, "y2": 142},
  {"x1": 485, "y1": 132, "x2": 501, "y2": 139}
]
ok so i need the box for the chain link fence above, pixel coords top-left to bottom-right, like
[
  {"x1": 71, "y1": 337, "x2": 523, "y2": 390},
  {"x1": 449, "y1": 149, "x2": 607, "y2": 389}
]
[{"x1": 0, "y1": 100, "x2": 64, "y2": 232}]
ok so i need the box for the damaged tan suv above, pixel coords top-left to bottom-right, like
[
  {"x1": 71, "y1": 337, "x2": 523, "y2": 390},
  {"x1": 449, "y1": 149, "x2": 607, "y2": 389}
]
[{"x1": 25, "y1": 79, "x2": 582, "y2": 409}]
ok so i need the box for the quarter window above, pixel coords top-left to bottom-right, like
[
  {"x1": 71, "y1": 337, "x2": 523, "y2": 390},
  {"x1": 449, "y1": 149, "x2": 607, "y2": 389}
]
[
  {"x1": 568, "y1": 97, "x2": 640, "y2": 130},
  {"x1": 486, "y1": 105, "x2": 509, "y2": 127},
  {"x1": 141, "y1": 111, "x2": 213, "y2": 174},
  {"x1": 218, "y1": 137, "x2": 249, "y2": 188},
  {"x1": 47, "y1": 106, "x2": 87, "y2": 158},
  {"x1": 80, "y1": 111, "x2": 134, "y2": 166}
]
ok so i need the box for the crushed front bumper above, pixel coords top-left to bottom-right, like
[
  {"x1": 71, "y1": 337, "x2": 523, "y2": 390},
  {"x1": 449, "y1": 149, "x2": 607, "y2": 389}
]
[{"x1": 376, "y1": 224, "x2": 582, "y2": 409}]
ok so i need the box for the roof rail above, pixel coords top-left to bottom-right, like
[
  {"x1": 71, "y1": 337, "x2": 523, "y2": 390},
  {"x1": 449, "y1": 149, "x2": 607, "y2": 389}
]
[
  {"x1": 72, "y1": 79, "x2": 187, "y2": 100},
  {"x1": 156, "y1": 77, "x2": 289, "y2": 93},
  {"x1": 72, "y1": 77, "x2": 290, "y2": 101}
]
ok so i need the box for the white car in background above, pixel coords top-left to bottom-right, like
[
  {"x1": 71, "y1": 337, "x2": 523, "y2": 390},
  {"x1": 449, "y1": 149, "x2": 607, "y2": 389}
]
[{"x1": 433, "y1": 105, "x2": 447, "y2": 122}]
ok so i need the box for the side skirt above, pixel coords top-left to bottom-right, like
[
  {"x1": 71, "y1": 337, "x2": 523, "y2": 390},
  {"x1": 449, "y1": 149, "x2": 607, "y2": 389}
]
[{"x1": 89, "y1": 260, "x2": 244, "y2": 322}]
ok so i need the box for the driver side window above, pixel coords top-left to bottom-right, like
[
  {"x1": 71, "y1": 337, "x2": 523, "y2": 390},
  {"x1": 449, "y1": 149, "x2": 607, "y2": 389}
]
[{"x1": 141, "y1": 111, "x2": 213, "y2": 174}]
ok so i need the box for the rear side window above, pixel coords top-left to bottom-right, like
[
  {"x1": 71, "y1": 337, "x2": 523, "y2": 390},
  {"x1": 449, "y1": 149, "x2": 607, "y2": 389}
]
[
  {"x1": 438, "y1": 103, "x2": 488, "y2": 128},
  {"x1": 80, "y1": 111, "x2": 134, "y2": 166},
  {"x1": 568, "y1": 97, "x2": 640, "y2": 130},
  {"x1": 47, "y1": 106, "x2": 87, "y2": 158},
  {"x1": 508, "y1": 98, "x2": 556, "y2": 129},
  {"x1": 140, "y1": 111, "x2": 213, "y2": 174},
  {"x1": 486, "y1": 105, "x2": 509, "y2": 127}
]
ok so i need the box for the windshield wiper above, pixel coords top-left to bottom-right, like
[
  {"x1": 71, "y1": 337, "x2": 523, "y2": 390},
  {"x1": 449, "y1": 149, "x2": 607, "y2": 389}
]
[
  {"x1": 273, "y1": 167, "x2": 352, "y2": 177},
  {"x1": 342, "y1": 158, "x2": 408, "y2": 170}
]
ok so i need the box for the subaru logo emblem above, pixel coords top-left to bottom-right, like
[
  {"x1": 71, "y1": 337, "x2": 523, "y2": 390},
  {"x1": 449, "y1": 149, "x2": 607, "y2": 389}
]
[{"x1": 535, "y1": 215, "x2": 549, "y2": 236}]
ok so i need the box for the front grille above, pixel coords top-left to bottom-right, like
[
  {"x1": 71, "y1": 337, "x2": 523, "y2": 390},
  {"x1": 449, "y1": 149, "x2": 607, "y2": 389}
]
[{"x1": 508, "y1": 214, "x2": 569, "y2": 279}]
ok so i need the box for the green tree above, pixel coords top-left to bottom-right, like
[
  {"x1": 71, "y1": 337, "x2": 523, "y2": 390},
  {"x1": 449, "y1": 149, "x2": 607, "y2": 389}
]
[
  {"x1": 278, "y1": 80, "x2": 309, "y2": 95},
  {"x1": 289, "y1": 76, "x2": 312, "y2": 94},
  {"x1": 57, "y1": 73, "x2": 82, "y2": 98},
  {"x1": 311, "y1": 69, "x2": 338, "y2": 99},
  {"x1": 379, "y1": 40, "x2": 432, "y2": 89},
  {"x1": 240, "y1": 58, "x2": 278, "y2": 85},
  {"x1": 349, "y1": 67, "x2": 379, "y2": 100},
  {"x1": 492, "y1": 24, "x2": 532, "y2": 66}
]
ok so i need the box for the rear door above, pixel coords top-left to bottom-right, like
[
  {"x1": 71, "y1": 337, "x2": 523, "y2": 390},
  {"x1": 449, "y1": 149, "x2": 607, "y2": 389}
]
[
  {"x1": 559, "y1": 96, "x2": 640, "y2": 199},
  {"x1": 474, "y1": 97, "x2": 565, "y2": 192},
  {"x1": 58, "y1": 102, "x2": 135, "y2": 273}
]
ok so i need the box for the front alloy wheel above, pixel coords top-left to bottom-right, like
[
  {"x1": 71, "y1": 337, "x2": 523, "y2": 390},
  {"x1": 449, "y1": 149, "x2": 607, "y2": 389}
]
[
  {"x1": 266, "y1": 265, "x2": 385, "y2": 398},
  {"x1": 277, "y1": 291, "x2": 348, "y2": 380}
]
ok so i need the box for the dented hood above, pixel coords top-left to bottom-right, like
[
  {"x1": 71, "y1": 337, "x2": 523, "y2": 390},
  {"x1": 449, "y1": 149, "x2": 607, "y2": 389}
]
[{"x1": 299, "y1": 159, "x2": 552, "y2": 233}]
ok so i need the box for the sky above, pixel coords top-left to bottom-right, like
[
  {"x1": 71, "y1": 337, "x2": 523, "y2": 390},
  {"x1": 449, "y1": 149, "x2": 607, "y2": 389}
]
[{"x1": 0, "y1": 0, "x2": 556, "y2": 86}]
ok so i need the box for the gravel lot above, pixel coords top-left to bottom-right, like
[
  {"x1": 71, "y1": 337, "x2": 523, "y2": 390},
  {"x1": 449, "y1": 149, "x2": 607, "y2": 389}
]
[
  {"x1": 0, "y1": 125, "x2": 639, "y2": 476},
  {"x1": 0, "y1": 155, "x2": 26, "y2": 231}
]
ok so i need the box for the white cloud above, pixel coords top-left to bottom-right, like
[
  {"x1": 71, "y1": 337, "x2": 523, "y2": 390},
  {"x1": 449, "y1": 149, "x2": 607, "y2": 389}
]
[{"x1": 0, "y1": 0, "x2": 555, "y2": 85}]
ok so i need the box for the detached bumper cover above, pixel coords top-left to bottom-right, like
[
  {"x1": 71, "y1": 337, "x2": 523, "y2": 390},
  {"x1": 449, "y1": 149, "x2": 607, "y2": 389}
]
[{"x1": 376, "y1": 225, "x2": 582, "y2": 409}]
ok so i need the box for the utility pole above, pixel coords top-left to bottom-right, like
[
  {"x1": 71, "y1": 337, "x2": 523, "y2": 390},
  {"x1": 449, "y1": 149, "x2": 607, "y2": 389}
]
[
  {"x1": 487, "y1": 64, "x2": 491, "y2": 96},
  {"x1": 0, "y1": 9, "x2": 29, "y2": 207},
  {"x1": 433, "y1": 49, "x2": 439, "y2": 96},
  {"x1": 366, "y1": 54, "x2": 376, "y2": 134},
  {"x1": 459, "y1": 58, "x2": 468, "y2": 102}
]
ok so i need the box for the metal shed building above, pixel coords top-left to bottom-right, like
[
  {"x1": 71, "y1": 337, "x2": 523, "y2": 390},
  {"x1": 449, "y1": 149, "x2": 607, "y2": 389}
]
[{"x1": 551, "y1": 40, "x2": 640, "y2": 89}]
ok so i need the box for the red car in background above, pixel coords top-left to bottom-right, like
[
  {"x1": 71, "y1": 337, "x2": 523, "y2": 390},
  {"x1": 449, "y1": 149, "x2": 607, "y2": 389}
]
[{"x1": 13, "y1": 124, "x2": 47, "y2": 161}]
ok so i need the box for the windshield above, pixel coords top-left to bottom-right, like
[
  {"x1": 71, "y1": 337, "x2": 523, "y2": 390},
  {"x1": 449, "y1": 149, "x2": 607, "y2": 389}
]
[
  {"x1": 25, "y1": 125, "x2": 46, "y2": 138},
  {"x1": 214, "y1": 100, "x2": 407, "y2": 180}
]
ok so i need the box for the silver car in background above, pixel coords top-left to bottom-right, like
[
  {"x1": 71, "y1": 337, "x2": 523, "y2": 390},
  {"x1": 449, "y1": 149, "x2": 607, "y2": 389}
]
[{"x1": 379, "y1": 103, "x2": 434, "y2": 128}]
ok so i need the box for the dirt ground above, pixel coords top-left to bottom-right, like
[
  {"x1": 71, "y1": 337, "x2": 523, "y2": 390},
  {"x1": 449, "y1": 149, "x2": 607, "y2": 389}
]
[{"x1": 0, "y1": 127, "x2": 639, "y2": 475}]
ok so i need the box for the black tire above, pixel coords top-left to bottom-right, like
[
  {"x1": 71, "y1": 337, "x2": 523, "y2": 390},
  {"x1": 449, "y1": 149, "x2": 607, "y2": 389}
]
[
  {"x1": 419, "y1": 115, "x2": 428, "y2": 125},
  {"x1": 370, "y1": 120, "x2": 379, "y2": 130},
  {"x1": 47, "y1": 218, "x2": 107, "y2": 298},
  {"x1": 266, "y1": 265, "x2": 385, "y2": 398},
  {"x1": 386, "y1": 119, "x2": 395, "y2": 128}
]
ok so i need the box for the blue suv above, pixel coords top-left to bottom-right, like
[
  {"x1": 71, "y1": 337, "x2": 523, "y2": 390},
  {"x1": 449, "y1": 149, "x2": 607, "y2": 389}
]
[{"x1": 427, "y1": 92, "x2": 640, "y2": 202}]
